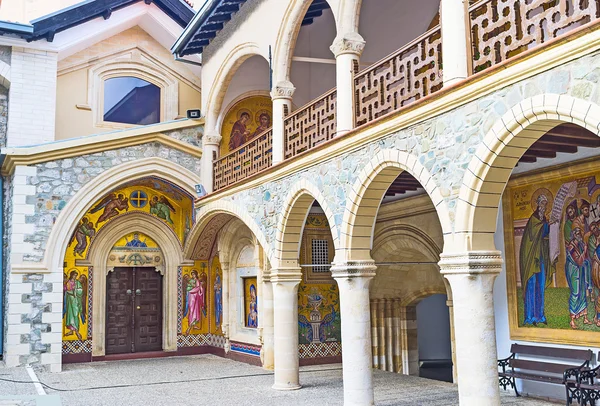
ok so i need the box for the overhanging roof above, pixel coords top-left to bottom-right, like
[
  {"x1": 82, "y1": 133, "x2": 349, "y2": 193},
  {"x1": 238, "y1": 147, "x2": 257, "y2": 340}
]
[
  {"x1": 172, "y1": 0, "x2": 330, "y2": 58},
  {"x1": 0, "y1": 0, "x2": 195, "y2": 42}
]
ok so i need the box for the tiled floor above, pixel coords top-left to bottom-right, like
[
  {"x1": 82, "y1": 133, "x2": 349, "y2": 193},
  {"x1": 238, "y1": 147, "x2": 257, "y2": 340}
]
[{"x1": 1, "y1": 355, "x2": 560, "y2": 405}]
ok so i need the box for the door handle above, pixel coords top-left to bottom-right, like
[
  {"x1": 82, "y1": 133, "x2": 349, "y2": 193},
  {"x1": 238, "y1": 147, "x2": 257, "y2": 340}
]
[
  {"x1": 126, "y1": 289, "x2": 132, "y2": 295},
  {"x1": 135, "y1": 289, "x2": 142, "y2": 296}
]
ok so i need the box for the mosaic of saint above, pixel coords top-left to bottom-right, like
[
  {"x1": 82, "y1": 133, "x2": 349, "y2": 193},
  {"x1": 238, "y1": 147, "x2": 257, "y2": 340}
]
[
  {"x1": 220, "y1": 95, "x2": 272, "y2": 156},
  {"x1": 506, "y1": 163, "x2": 600, "y2": 344},
  {"x1": 244, "y1": 277, "x2": 258, "y2": 328}
]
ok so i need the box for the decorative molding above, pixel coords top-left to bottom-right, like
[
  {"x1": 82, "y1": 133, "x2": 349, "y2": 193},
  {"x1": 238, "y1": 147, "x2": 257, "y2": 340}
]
[
  {"x1": 330, "y1": 260, "x2": 377, "y2": 279},
  {"x1": 270, "y1": 80, "x2": 296, "y2": 100},
  {"x1": 1, "y1": 120, "x2": 204, "y2": 176},
  {"x1": 438, "y1": 251, "x2": 503, "y2": 275},
  {"x1": 203, "y1": 129, "x2": 222, "y2": 146},
  {"x1": 329, "y1": 32, "x2": 366, "y2": 58},
  {"x1": 270, "y1": 267, "x2": 302, "y2": 283}
]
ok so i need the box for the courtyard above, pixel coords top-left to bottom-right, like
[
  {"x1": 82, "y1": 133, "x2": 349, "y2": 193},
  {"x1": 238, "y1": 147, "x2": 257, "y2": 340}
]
[{"x1": 0, "y1": 355, "x2": 558, "y2": 405}]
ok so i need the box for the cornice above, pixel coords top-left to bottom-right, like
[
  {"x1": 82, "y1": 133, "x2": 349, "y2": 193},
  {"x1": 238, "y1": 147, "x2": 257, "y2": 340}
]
[
  {"x1": 196, "y1": 21, "x2": 600, "y2": 208},
  {"x1": 1, "y1": 119, "x2": 204, "y2": 176}
]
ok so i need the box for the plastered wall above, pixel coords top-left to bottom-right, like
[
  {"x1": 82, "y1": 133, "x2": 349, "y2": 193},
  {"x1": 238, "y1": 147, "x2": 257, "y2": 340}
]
[{"x1": 56, "y1": 26, "x2": 201, "y2": 140}]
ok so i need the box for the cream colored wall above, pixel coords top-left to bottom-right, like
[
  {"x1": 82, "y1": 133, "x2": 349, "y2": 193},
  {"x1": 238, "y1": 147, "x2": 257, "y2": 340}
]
[
  {"x1": 370, "y1": 194, "x2": 446, "y2": 303},
  {"x1": 56, "y1": 26, "x2": 202, "y2": 140}
]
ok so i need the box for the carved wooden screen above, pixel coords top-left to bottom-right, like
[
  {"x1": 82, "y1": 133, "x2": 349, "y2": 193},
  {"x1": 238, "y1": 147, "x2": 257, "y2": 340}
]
[
  {"x1": 354, "y1": 27, "x2": 443, "y2": 127},
  {"x1": 284, "y1": 89, "x2": 337, "y2": 159},
  {"x1": 213, "y1": 129, "x2": 273, "y2": 191},
  {"x1": 470, "y1": 0, "x2": 600, "y2": 73}
]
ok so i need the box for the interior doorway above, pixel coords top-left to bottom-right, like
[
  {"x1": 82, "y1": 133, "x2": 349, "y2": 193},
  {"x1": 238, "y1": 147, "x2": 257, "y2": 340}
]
[
  {"x1": 416, "y1": 294, "x2": 452, "y2": 382},
  {"x1": 105, "y1": 267, "x2": 163, "y2": 355}
]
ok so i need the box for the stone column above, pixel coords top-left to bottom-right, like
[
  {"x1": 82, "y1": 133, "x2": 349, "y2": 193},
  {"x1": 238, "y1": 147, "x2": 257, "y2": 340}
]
[
  {"x1": 271, "y1": 81, "x2": 295, "y2": 164},
  {"x1": 271, "y1": 267, "x2": 302, "y2": 390},
  {"x1": 391, "y1": 298, "x2": 402, "y2": 373},
  {"x1": 439, "y1": 251, "x2": 502, "y2": 406},
  {"x1": 260, "y1": 267, "x2": 275, "y2": 369},
  {"x1": 331, "y1": 260, "x2": 376, "y2": 406},
  {"x1": 440, "y1": 0, "x2": 470, "y2": 86},
  {"x1": 330, "y1": 33, "x2": 365, "y2": 136},
  {"x1": 369, "y1": 299, "x2": 379, "y2": 370},
  {"x1": 201, "y1": 129, "x2": 221, "y2": 194},
  {"x1": 398, "y1": 305, "x2": 419, "y2": 376},
  {"x1": 220, "y1": 260, "x2": 230, "y2": 353}
]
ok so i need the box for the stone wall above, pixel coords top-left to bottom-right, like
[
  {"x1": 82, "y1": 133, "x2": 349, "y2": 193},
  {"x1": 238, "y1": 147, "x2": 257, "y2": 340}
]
[
  {"x1": 210, "y1": 49, "x2": 600, "y2": 255},
  {"x1": 22, "y1": 143, "x2": 201, "y2": 263}
]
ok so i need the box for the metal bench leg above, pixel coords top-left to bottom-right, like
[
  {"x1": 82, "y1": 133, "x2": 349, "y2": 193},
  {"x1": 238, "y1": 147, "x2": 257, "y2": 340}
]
[{"x1": 513, "y1": 377, "x2": 520, "y2": 397}]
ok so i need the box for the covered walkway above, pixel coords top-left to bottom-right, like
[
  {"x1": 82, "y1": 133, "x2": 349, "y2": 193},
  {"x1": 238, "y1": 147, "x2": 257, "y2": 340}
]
[{"x1": 1, "y1": 355, "x2": 557, "y2": 405}]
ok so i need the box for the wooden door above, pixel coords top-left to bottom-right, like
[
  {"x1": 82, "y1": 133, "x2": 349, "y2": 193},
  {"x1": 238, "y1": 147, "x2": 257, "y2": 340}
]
[
  {"x1": 105, "y1": 267, "x2": 163, "y2": 355},
  {"x1": 106, "y1": 268, "x2": 133, "y2": 354}
]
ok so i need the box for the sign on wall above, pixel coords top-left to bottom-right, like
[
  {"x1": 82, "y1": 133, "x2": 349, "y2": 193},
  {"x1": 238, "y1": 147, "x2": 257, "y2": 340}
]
[{"x1": 504, "y1": 159, "x2": 600, "y2": 346}]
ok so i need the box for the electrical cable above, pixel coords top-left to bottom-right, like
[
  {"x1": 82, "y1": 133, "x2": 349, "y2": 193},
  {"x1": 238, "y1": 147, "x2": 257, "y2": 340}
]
[{"x1": 0, "y1": 366, "x2": 343, "y2": 393}]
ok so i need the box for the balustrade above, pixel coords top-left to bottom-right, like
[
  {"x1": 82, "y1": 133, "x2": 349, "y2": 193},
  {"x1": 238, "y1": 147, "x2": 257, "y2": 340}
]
[
  {"x1": 213, "y1": 129, "x2": 273, "y2": 191},
  {"x1": 470, "y1": 0, "x2": 600, "y2": 73},
  {"x1": 283, "y1": 89, "x2": 337, "y2": 160},
  {"x1": 210, "y1": 0, "x2": 600, "y2": 192},
  {"x1": 354, "y1": 27, "x2": 443, "y2": 127}
]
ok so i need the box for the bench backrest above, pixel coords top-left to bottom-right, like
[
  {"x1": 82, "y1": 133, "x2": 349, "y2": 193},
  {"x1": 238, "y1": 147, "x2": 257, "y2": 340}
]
[{"x1": 510, "y1": 344, "x2": 593, "y2": 362}]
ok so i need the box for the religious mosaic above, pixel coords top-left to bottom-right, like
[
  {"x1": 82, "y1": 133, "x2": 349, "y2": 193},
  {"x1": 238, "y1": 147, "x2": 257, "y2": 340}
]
[
  {"x1": 220, "y1": 95, "x2": 272, "y2": 156},
  {"x1": 297, "y1": 214, "x2": 342, "y2": 357},
  {"x1": 244, "y1": 277, "x2": 258, "y2": 329},
  {"x1": 505, "y1": 160, "x2": 600, "y2": 346}
]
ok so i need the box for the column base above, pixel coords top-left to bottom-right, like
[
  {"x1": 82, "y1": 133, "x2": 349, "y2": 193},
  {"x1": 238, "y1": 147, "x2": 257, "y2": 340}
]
[{"x1": 272, "y1": 383, "x2": 302, "y2": 391}]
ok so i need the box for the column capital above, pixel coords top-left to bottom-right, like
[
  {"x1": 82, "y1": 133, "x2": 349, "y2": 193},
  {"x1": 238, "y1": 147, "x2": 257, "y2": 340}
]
[
  {"x1": 438, "y1": 250, "x2": 503, "y2": 276},
  {"x1": 270, "y1": 80, "x2": 296, "y2": 101},
  {"x1": 203, "y1": 129, "x2": 222, "y2": 146},
  {"x1": 261, "y1": 267, "x2": 272, "y2": 283},
  {"x1": 270, "y1": 266, "x2": 302, "y2": 283},
  {"x1": 330, "y1": 260, "x2": 376, "y2": 279},
  {"x1": 330, "y1": 32, "x2": 366, "y2": 58}
]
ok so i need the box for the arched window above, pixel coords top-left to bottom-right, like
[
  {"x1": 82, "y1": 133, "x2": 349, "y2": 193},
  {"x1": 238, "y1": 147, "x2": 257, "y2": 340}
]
[{"x1": 103, "y1": 77, "x2": 160, "y2": 125}]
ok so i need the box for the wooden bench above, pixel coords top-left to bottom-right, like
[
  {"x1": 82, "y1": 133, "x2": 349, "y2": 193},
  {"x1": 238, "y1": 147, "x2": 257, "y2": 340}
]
[
  {"x1": 577, "y1": 352, "x2": 600, "y2": 406},
  {"x1": 498, "y1": 343, "x2": 593, "y2": 405}
]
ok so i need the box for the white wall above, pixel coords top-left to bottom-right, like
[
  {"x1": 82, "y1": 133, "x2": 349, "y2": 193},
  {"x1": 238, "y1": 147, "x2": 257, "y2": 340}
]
[
  {"x1": 493, "y1": 148, "x2": 600, "y2": 401},
  {"x1": 417, "y1": 294, "x2": 452, "y2": 361}
]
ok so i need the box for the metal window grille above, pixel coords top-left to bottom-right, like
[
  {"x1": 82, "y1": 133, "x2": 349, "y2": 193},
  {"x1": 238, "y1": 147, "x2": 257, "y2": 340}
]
[{"x1": 311, "y1": 239, "x2": 330, "y2": 273}]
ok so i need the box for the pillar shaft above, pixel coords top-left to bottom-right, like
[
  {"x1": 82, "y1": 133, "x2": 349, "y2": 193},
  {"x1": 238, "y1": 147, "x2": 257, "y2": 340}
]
[
  {"x1": 441, "y1": 0, "x2": 470, "y2": 86},
  {"x1": 439, "y1": 251, "x2": 502, "y2": 406},
  {"x1": 220, "y1": 261, "x2": 230, "y2": 352},
  {"x1": 261, "y1": 269, "x2": 275, "y2": 369},
  {"x1": 271, "y1": 81, "x2": 295, "y2": 164},
  {"x1": 332, "y1": 260, "x2": 376, "y2": 406},
  {"x1": 271, "y1": 268, "x2": 302, "y2": 390},
  {"x1": 201, "y1": 129, "x2": 221, "y2": 194},
  {"x1": 330, "y1": 33, "x2": 365, "y2": 136}
]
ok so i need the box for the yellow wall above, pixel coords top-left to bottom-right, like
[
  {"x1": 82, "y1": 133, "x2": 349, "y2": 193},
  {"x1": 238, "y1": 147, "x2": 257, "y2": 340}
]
[{"x1": 56, "y1": 26, "x2": 202, "y2": 140}]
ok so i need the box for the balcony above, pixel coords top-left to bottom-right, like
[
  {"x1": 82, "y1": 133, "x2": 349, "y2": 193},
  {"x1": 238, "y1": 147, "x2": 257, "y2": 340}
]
[{"x1": 212, "y1": 0, "x2": 599, "y2": 192}]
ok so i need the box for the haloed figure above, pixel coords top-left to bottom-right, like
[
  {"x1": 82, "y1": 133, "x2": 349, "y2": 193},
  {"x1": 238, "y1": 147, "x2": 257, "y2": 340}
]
[
  {"x1": 565, "y1": 221, "x2": 592, "y2": 329},
  {"x1": 63, "y1": 270, "x2": 87, "y2": 341},
  {"x1": 183, "y1": 270, "x2": 207, "y2": 335}
]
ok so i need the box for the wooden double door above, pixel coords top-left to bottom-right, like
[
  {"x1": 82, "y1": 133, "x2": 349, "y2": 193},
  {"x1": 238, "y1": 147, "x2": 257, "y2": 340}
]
[{"x1": 106, "y1": 267, "x2": 163, "y2": 355}]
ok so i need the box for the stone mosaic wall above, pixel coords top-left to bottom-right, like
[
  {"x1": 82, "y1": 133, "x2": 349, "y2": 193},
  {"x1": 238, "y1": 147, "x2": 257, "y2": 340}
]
[
  {"x1": 164, "y1": 125, "x2": 203, "y2": 148},
  {"x1": 23, "y1": 143, "x2": 201, "y2": 263},
  {"x1": 216, "y1": 49, "x2": 600, "y2": 254}
]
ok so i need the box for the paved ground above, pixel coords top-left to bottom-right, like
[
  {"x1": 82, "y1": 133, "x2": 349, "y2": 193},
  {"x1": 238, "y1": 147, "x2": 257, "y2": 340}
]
[{"x1": 1, "y1": 354, "x2": 559, "y2": 405}]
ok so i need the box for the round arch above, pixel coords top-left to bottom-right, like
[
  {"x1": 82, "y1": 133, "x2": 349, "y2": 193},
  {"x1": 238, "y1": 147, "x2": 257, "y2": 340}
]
[
  {"x1": 339, "y1": 149, "x2": 451, "y2": 262},
  {"x1": 185, "y1": 200, "x2": 274, "y2": 266},
  {"x1": 372, "y1": 223, "x2": 442, "y2": 262},
  {"x1": 204, "y1": 43, "x2": 266, "y2": 130},
  {"x1": 455, "y1": 94, "x2": 600, "y2": 252},
  {"x1": 76, "y1": 212, "x2": 190, "y2": 356},
  {"x1": 272, "y1": 0, "x2": 340, "y2": 84},
  {"x1": 44, "y1": 157, "x2": 200, "y2": 276},
  {"x1": 274, "y1": 179, "x2": 339, "y2": 269}
]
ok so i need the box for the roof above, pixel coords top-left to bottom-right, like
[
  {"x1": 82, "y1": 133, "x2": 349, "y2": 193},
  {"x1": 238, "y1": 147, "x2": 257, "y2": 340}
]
[
  {"x1": 0, "y1": 0, "x2": 195, "y2": 42},
  {"x1": 172, "y1": 0, "x2": 330, "y2": 57}
]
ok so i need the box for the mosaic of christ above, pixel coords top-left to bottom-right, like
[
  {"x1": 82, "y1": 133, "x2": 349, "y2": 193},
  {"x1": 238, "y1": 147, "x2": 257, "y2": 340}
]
[{"x1": 220, "y1": 95, "x2": 272, "y2": 156}]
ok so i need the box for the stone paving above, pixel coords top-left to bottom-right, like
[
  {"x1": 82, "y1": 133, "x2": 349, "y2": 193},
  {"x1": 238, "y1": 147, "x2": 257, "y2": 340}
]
[{"x1": 0, "y1": 355, "x2": 559, "y2": 405}]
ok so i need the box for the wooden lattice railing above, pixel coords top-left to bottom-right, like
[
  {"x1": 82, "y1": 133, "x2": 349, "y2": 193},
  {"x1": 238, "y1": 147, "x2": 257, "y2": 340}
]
[
  {"x1": 213, "y1": 128, "x2": 272, "y2": 191},
  {"x1": 354, "y1": 26, "x2": 443, "y2": 127},
  {"x1": 470, "y1": 0, "x2": 600, "y2": 73},
  {"x1": 284, "y1": 89, "x2": 337, "y2": 159}
]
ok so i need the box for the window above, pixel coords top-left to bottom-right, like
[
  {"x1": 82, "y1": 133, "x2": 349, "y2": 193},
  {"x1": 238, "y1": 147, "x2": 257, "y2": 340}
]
[
  {"x1": 311, "y1": 239, "x2": 330, "y2": 273},
  {"x1": 103, "y1": 77, "x2": 160, "y2": 125}
]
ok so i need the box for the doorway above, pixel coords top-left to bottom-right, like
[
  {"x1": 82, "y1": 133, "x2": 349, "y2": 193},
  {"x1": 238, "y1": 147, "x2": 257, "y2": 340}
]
[{"x1": 105, "y1": 267, "x2": 163, "y2": 355}]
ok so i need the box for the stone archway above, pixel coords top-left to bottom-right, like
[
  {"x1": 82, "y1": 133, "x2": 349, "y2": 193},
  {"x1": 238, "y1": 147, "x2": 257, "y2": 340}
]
[{"x1": 77, "y1": 212, "x2": 192, "y2": 357}]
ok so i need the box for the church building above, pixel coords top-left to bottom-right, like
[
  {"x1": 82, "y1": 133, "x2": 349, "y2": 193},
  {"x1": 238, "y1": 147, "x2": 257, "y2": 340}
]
[{"x1": 1, "y1": 0, "x2": 600, "y2": 405}]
